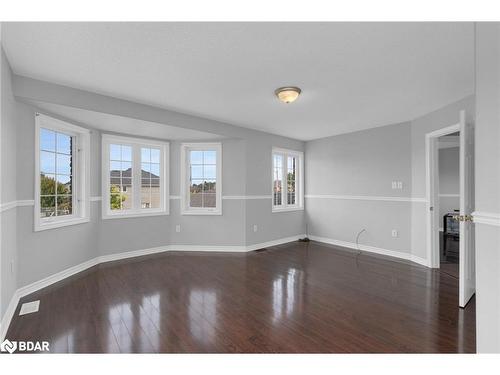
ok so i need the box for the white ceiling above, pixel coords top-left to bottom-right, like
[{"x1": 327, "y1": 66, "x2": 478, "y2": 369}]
[{"x1": 3, "y1": 22, "x2": 474, "y2": 141}]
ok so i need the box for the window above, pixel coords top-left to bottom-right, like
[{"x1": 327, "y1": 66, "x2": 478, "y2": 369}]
[
  {"x1": 180, "y1": 143, "x2": 222, "y2": 215},
  {"x1": 102, "y1": 134, "x2": 169, "y2": 219},
  {"x1": 272, "y1": 148, "x2": 304, "y2": 212},
  {"x1": 35, "y1": 114, "x2": 90, "y2": 231}
]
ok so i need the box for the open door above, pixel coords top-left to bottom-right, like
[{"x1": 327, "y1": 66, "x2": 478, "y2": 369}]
[{"x1": 458, "y1": 110, "x2": 475, "y2": 308}]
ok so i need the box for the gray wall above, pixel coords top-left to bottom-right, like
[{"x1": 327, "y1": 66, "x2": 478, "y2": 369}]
[
  {"x1": 305, "y1": 122, "x2": 412, "y2": 253},
  {"x1": 1, "y1": 46, "x2": 18, "y2": 320},
  {"x1": 304, "y1": 96, "x2": 474, "y2": 263},
  {"x1": 438, "y1": 147, "x2": 460, "y2": 224},
  {"x1": 475, "y1": 22, "x2": 500, "y2": 353}
]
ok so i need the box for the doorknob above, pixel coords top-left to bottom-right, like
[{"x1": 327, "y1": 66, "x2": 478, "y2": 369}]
[{"x1": 452, "y1": 215, "x2": 473, "y2": 222}]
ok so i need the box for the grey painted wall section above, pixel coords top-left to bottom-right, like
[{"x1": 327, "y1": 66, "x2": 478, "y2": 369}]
[
  {"x1": 1, "y1": 46, "x2": 18, "y2": 320},
  {"x1": 304, "y1": 97, "x2": 474, "y2": 261},
  {"x1": 475, "y1": 23, "x2": 500, "y2": 353},
  {"x1": 305, "y1": 122, "x2": 413, "y2": 254},
  {"x1": 438, "y1": 147, "x2": 459, "y2": 222}
]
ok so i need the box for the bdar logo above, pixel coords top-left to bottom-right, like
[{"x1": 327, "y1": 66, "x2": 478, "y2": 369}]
[{"x1": 1, "y1": 339, "x2": 17, "y2": 354}]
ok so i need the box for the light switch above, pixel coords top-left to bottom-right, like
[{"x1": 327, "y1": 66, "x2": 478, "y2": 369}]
[{"x1": 175, "y1": 224, "x2": 181, "y2": 233}]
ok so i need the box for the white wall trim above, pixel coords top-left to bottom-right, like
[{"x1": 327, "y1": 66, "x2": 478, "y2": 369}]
[
  {"x1": 309, "y1": 235, "x2": 430, "y2": 268},
  {"x1": 305, "y1": 194, "x2": 428, "y2": 203},
  {"x1": 222, "y1": 195, "x2": 272, "y2": 200},
  {"x1": 473, "y1": 211, "x2": 500, "y2": 227},
  {"x1": 1, "y1": 195, "x2": 276, "y2": 212},
  {"x1": 0, "y1": 290, "x2": 21, "y2": 342},
  {"x1": 0, "y1": 201, "x2": 17, "y2": 213},
  {"x1": 439, "y1": 193, "x2": 460, "y2": 198},
  {"x1": 0, "y1": 234, "x2": 304, "y2": 340}
]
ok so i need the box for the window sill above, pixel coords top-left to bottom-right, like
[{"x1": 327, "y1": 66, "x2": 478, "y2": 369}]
[
  {"x1": 272, "y1": 206, "x2": 304, "y2": 213},
  {"x1": 102, "y1": 210, "x2": 169, "y2": 220},
  {"x1": 35, "y1": 216, "x2": 90, "y2": 232},
  {"x1": 181, "y1": 209, "x2": 222, "y2": 216}
]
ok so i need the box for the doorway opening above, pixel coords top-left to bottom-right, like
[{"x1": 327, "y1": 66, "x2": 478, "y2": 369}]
[
  {"x1": 438, "y1": 132, "x2": 460, "y2": 278},
  {"x1": 425, "y1": 110, "x2": 475, "y2": 308}
]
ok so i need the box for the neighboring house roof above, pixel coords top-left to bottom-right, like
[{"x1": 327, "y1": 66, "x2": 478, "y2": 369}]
[{"x1": 110, "y1": 168, "x2": 160, "y2": 187}]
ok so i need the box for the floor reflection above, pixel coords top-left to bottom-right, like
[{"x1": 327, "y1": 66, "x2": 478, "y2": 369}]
[
  {"x1": 273, "y1": 268, "x2": 304, "y2": 323},
  {"x1": 189, "y1": 290, "x2": 217, "y2": 344}
]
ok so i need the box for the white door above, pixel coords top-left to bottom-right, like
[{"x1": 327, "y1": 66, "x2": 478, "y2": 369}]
[{"x1": 459, "y1": 110, "x2": 475, "y2": 308}]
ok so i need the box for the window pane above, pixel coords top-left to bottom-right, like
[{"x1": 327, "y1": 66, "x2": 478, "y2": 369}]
[
  {"x1": 141, "y1": 163, "x2": 151, "y2": 175},
  {"x1": 203, "y1": 151, "x2": 216, "y2": 165},
  {"x1": 56, "y1": 133, "x2": 72, "y2": 155},
  {"x1": 41, "y1": 151, "x2": 56, "y2": 173},
  {"x1": 121, "y1": 146, "x2": 132, "y2": 161},
  {"x1": 141, "y1": 187, "x2": 151, "y2": 209},
  {"x1": 203, "y1": 180, "x2": 216, "y2": 193},
  {"x1": 122, "y1": 177, "x2": 132, "y2": 189},
  {"x1": 40, "y1": 129, "x2": 56, "y2": 152},
  {"x1": 273, "y1": 154, "x2": 283, "y2": 206},
  {"x1": 150, "y1": 163, "x2": 160, "y2": 177},
  {"x1": 191, "y1": 165, "x2": 203, "y2": 179},
  {"x1": 203, "y1": 193, "x2": 216, "y2": 208},
  {"x1": 40, "y1": 196, "x2": 55, "y2": 218},
  {"x1": 287, "y1": 156, "x2": 296, "y2": 205},
  {"x1": 121, "y1": 162, "x2": 132, "y2": 173},
  {"x1": 110, "y1": 144, "x2": 121, "y2": 160},
  {"x1": 190, "y1": 180, "x2": 203, "y2": 207},
  {"x1": 150, "y1": 193, "x2": 160, "y2": 209},
  {"x1": 122, "y1": 186, "x2": 133, "y2": 209},
  {"x1": 110, "y1": 161, "x2": 121, "y2": 173},
  {"x1": 110, "y1": 193, "x2": 122, "y2": 210},
  {"x1": 190, "y1": 192, "x2": 203, "y2": 207},
  {"x1": 151, "y1": 149, "x2": 160, "y2": 163},
  {"x1": 40, "y1": 174, "x2": 56, "y2": 195},
  {"x1": 151, "y1": 178, "x2": 160, "y2": 189},
  {"x1": 141, "y1": 148, "x2": 151, "y2": 163},
  {"x1": 57, "y1": 196, "x2": 72, "y2": 216},
  {"x1": 56, "y1": 175, "x2": 72, "y2": 194},
  {"x1": 190, "y1": 150, "x2": 203, "y2": 164},
  {"x1": 56, "y1": 153, "x2": 72, "y2": 175},
  {"x1": 204, "y1": 165, "x2": 216, "y2": 179}
]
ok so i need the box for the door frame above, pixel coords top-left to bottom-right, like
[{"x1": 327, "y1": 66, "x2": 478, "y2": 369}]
[{"x1": 425, "y1": 123, "x2": 461, "y2": 268}]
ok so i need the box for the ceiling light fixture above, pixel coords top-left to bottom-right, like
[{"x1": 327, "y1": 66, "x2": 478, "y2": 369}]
[{"x1": 275, "y1": 86, "x2": 301, "y2": 104}]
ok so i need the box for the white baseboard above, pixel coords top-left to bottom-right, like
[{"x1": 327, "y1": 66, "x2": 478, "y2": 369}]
[
  {"x1": 0, "y1": 234, "x2": 305, "y2": 341},
  {"x1": 0, "y1": 290, "x2": 21, "y2": 342},
  {"x1": 309, "y1": 235, "x2": 430, "y2": 268}
]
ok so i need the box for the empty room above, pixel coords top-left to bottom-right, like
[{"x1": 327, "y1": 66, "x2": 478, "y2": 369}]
[{"x1": 1, "y1": 12, "x2": 500, "y2": 368}]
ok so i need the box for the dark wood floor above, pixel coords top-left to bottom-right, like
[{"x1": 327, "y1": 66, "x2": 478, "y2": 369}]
[{"x1": 6, "y1": 240, "x2": 475, "y2": 353}]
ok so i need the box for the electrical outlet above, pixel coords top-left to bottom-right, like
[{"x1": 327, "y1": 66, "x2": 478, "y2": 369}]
[
  {"x1": 175, "y1": 224, "x2": 181, "y2": 233},
  {"x1": 253, "y1": 225, "x2": 258, "y2": 233},
  {"x1": 392, "y1": 181, "x2": 403, "y2": 190},
  {"x1": 391, "y1": 229, "x2": 398, "y2": 238}
]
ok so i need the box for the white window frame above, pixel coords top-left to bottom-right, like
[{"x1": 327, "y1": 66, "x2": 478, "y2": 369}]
[
  {"x1": 180, "y1": 142, "x2": 222, "y2": 215},
  {"x1": 34, "y1": 113, "x2": 91, "y2": 231},
  {"x1": 272, "y1": 147, "x2": 304, "y2": 213},
  {"x1": 102, "y1": 134, "x2": 169, "y2": 219}
]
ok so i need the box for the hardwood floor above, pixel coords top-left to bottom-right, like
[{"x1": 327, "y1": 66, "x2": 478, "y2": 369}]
[{"x1": 6, "y1": 240, "x2": 475, "y2": 353}]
